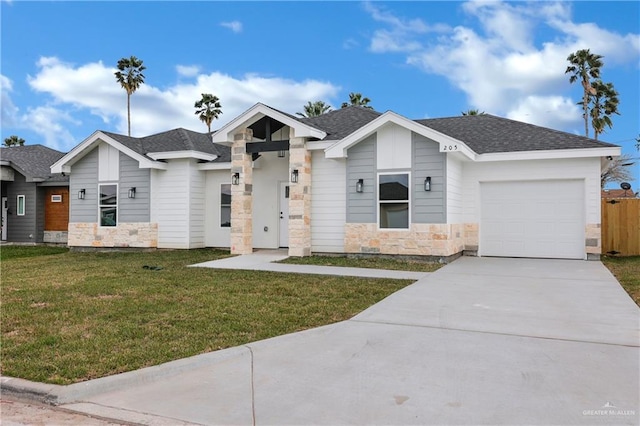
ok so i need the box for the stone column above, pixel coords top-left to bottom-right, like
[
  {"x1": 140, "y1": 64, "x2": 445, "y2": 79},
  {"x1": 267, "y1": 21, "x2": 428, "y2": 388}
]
[
  {"x1": 288, "y1": 129, "x2": 312, "y2": 257},
  {"x1": 230, "y1": 129, "x2": 253, "y2": 254}
]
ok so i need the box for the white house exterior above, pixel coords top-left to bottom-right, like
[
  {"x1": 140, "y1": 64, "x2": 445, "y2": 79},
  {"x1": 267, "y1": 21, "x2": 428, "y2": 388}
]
[{"x1": 51, "y1": 103, "x2": 620, "y2": 260}]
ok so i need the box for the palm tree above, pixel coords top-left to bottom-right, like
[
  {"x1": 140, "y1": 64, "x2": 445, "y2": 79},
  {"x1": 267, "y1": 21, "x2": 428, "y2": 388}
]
[
  {"x1": 3, "y1": 135, "x2": 25, "y2": 147},
  {"x1": 565, "y1": 49, "x2": 603, "y2": 138},
  {"x1": 194, "y1": 93, "x2": 223, "y2": 134},
  {"x1": 341, "y1": 92, "x2": 373, "y2": 109},
  {"x1": 114, "y1": 56, "x2": 146, "y2": 136},
  {"x1": 461, "y1": 109, "x2": 486, "y2": 116},
  {"x1": 296, "y1": 101, "x2": 332, "y2": 117},
  {"x1": 589, "y1": 80, "x2": 619, "y2": 140},
  {"x1": 601, "y1": 154, "x2": 636, "y2": 188}
]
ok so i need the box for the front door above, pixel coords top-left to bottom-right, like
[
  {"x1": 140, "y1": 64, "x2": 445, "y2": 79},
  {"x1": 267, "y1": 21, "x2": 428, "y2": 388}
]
[
  {"x1": 279, "y1": 182, "x2": 289, "y2": 247},
  {"x1": 1, "y1": 197, "x2": 7, "y2": 240}
]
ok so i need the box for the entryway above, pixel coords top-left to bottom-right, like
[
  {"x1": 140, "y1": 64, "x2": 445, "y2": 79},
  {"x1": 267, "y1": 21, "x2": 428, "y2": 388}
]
[{"x1": 279, "y1": 182, "x2": 289, "y2": 247}]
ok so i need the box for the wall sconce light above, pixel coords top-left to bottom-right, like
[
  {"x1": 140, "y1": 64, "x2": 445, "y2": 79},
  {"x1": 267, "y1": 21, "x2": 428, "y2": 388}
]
[
  {"x1": 128, "y1": 187, "x2": 136, "y2": 199},
  {"x1": 278, "y1": 150, "x2": 286, "y2": 158},
  {"x1": 356, "y1": 178, "x2": 364, "y2": 193},
  {"x1": 424, "y1": 176, "x2": 431, "y2": 192},
  {"x1": 291, "y1": 169, "x2": 299, "y2": 183},
  {"x1": 78, "y1": 189, "x2": 86, "y2": 200},
  {"x1": 232, "y1": 172, "x2": 240, "y2": 185}
]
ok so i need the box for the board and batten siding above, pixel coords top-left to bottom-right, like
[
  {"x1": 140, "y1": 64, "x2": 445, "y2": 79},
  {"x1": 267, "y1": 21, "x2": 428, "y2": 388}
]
[
  {"x1": 346, "y1": 134, "x2": 376, "y2": 223},
  {"x1": 69, "y1": 148, "x2": 98, "y2": 223},
  {"x1": 311, "y1": 151, "x2": 346, "y2": 253},
  {"x1": 412, "y1": 133, "x2": 446, "y2": 224},
  {"x1": 118, "y1": 152, "x2": 150, "y2": 223},
  {"x1": 446, "y1": 155, "x2": 463, "y2": 223},
  {"x1": 461, "y1": 157, "x2": 601, "y2": 225},
  {"x1": 6, "y1": 172, "x2": 38, "y2": 242}
]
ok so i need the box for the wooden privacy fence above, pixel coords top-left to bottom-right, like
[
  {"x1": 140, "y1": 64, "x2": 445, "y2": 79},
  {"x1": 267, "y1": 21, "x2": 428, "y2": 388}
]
[{"x1": 601, "y1": 198, "x2": 640, "y2": 256}]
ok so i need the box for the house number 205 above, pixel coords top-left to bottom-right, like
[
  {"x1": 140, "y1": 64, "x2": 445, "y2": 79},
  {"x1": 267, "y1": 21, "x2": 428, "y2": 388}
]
[{"x1": 441, "y1": 144, "x2": 458, "y2": 151}]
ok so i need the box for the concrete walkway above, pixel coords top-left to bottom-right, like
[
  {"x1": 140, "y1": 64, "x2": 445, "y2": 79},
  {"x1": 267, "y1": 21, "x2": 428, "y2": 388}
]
[{"x1": 3, "y1": 256, "x2": 639, "y2": 425}]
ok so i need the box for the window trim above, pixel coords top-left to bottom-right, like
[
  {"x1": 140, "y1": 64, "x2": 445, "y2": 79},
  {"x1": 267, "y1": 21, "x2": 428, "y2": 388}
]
[
  {"x1": 16, "y1": 195, "x2": 25, "y2": 216},
  {"x1": 220, "y1": 182, "x2": 231, "y2": 228},
  {"x1": 98, "y1": 183, "x2": 118, "y2": 227},
  {"x1": 377, "y1": 171, "x2": 411, "y2": 230}
]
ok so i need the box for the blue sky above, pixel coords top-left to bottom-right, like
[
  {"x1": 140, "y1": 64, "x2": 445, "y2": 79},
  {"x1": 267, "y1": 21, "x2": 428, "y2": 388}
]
[{"x1": 1, "y1": 1, "x2": 639, "y2": 183}]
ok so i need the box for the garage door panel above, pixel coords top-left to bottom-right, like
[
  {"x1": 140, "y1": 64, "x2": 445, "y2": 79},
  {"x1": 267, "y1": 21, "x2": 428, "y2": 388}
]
[{"x1": 480, "y1": 180, "x2": 585, "y2": 259}]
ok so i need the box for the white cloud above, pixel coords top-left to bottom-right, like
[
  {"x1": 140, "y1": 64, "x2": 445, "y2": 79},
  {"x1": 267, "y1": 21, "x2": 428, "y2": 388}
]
[
  {"x1": 176, "y1": 65, "x2": 201, "y2": 78},
  {"x1": 220, "y1": 20, "x2": 243, "y2": 33},
  {"x1": 23, "y1": 56, "x2": 340, "y2": 150},
  {"x1": 365, "y1": 0, "x2": 639, "y2": 130},
  {"x1": 1, "y1": 74, "x2": 19, "y2": 127}
]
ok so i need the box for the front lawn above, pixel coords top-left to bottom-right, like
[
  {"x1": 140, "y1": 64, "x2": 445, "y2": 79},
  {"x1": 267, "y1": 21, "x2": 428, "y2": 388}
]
[
  {"x1": 0, "y1": 247, "x2": 411, "y2": 385},
  {"x1": 602, "y1": 255, "x2": 640, "y2": 307},
  {"x1": 278, "y1": 255, "x2": 443, "y2": 272}
]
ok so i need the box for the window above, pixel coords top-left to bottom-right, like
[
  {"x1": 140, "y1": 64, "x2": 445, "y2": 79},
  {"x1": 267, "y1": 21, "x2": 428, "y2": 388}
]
[
  {"x1": 379, "y1": 173, "x2": 409, "y2": 229},
  {"x1": 99, "y1": 184, "x2": 117, "y2": 226},
  {"x1": 220, "y1": 184, "x2": 231, "y2": 227},
  {"x1": 17, "y1": 195, "x2": 25, "y2": 216}
]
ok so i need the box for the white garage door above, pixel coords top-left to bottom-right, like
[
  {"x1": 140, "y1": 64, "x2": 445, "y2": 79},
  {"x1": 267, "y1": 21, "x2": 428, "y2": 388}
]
[{"x1": 480, "y1": 180, "x2": 585, "y2": 259}]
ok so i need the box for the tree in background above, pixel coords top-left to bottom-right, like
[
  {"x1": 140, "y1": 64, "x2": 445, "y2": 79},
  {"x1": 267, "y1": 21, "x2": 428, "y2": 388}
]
[
  {"x1": 461, "y1": 109, "x2": 486, "y2": 116},
  {"x1": 3, "y1": 135, "x2": 25, "y2": 147},
  {"x1": 296, "y1": 101, "x2": 332, "y2": 118},
  {"x1": 114, "y1": 56, "x2": 146, "y2": 136},
  {"x1": 341, "y1": 92, "x2": 373, "y2": 109},
  {"x1": 565, "y1": 49, "x2": 603, "y2": 139},
  {"x1": 601, "y1": 154, "x2": 636, "y2": 188},
  {"x1": 589, "y1": 80, "x2": 620, "y2": 141},
  {"x1": 194, "y1": 93, "x2": 223, "y2": 134}
]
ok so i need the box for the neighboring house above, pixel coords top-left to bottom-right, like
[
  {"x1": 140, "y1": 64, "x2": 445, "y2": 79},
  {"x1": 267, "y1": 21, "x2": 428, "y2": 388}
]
[
  {"x1": 51, "y1": 103, "x2": 620, "y2": 260},
  {"x1": 602, "y1": 188, "x2": 637, "y2": 198},
  {"x1": 1, "y1": 145, "x2": 69, "y2": 243}
]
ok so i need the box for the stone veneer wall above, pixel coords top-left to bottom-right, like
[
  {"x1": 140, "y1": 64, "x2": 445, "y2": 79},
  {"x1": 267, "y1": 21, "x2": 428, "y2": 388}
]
[
  {"x1": 43, "y1": 231, "x2": 68, "y2": 244},
  {"x1": 230, "y1": 129, "x2": 254, "y2": 255},
  {"x1": 68, "y1": 223, "x2": 158, "y2": 248},
  {"x1": 585, "y1": 223, "x2": 601, "y2": 259},
  {"x1": 344, "y1": 223, "x2": 465, "y2": 257},
  {"x1": 288, "y1": 133, "x2": 312, "y2": 257}
]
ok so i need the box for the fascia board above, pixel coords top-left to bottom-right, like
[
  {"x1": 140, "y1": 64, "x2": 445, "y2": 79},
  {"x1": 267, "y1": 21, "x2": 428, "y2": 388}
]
[
  {"x1": 197, "y1": 162, "x2": 232, "y2": 171},
  {"x1": 324, "y1": 111, "x2": 476, "y2": 160},
  {"x1": 475, "y1": 146, "x2": 622, "y2": 162},
  {"x1": 307, "y1": 140, "x2": 338, "y2": 151},
  {"x1": 211, "y1": 103, "x2": 326, "y2": 143},
  {"x1": 147, "y1": 151, "x2": 218, "y2": 161},
  {"x1": 51, "y1": 131, "x2": 167, "y2": 173}
]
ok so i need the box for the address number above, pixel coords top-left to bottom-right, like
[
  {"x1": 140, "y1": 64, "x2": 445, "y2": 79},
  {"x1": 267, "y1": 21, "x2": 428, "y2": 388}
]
[{"x1": 441, "y1": 144, "x2": 459, "y2": 152}]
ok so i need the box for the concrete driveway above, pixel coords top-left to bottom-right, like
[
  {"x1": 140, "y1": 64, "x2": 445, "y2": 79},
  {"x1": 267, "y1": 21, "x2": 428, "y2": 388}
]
[{"x1": 11, "y1": 256, "x2": 639, "y2": 425}]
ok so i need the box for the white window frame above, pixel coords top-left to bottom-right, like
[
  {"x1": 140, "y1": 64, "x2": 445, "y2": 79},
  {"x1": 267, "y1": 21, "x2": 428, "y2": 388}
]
[
  {"x1": 98, "y1": 183, "x2": 118, "y2": 227},
  {"x1": 220, "y1": 183, "x2": 231, "y2": 228},
  {"x1": 377, "y1": 171, "x2": 411, "y2": 230},
  {"x1": 17, "y1": 195, "x2": 25, "y2": 216}
]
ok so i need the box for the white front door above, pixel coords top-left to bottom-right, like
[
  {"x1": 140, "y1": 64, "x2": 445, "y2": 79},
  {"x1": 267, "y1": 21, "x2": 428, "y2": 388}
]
[
  {"x1": 279, "y1": 182, "x2": 289, "y2": 247},
  {"x1": 1, "y1": 197, "x2": 7, "y2": 241}
]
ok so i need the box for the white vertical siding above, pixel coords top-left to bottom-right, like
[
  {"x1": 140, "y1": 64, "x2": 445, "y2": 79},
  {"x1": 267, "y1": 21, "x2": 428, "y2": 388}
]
[
  {"x1": 311, "y1": 151, "x2": 346, "y2": 253},
  {"x1": 98, "y1": 143, "x2": 120, "y2": 181},
  {"x1": 461, "y1": 157, "x2": 601, "y2": 225},
  {"x1": 377, "y1": 123, "x2": 412, "y2": 170},
  {"x1": 446, "y1": 155, "x2": 463, "y2": 223},
  {"x1": 151, "y1": 159, "x2": 191, "y2": 248},
  {"x1": 189, "y1": 160, "x2": 206, "y2": 248}
]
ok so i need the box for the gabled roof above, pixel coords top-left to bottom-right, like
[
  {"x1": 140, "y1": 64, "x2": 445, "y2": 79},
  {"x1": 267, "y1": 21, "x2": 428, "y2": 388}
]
[
  {"x1": 298, "y1": 106, "x2": 382, "y2": 140},
  {"x1": 415, "y1": 114, "x2": 618, "y2": 154},
  {"x1": 0, "y1": 144, "x2": 68, "y2": 182},
  {"x1": 102, "y1": 128, "x2": 231, "y2": 162}
]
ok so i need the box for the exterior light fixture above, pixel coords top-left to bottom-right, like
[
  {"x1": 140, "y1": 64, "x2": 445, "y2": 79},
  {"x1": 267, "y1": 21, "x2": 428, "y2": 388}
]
[
  {"x1": 78, "y1": 189, "x2": 86, "y2": 200},
  {"x1": 232, "y1": 172, "x2": 240, "y2": 185},
  {"x1": 424, "y1": 176, "x2": 431, "y2": 192},
  {"x1": 356, "y1": 178, "x2": 364, "y2": 193},
  {"x1": 128, "y1": 187, "x2": 136, "y2": 199},
  {"x1": 291, "y1": 169, "x2": 299, "y2": 183},
  {"x1": 278, "y1": 150, "x2": 286, "y2": 158}
]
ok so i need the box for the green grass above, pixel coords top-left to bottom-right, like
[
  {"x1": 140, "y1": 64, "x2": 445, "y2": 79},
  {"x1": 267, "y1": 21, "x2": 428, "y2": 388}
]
[
  {"x1": 0, "y1": 247, "x2": 411, "y2": 385},
  {"x1": 278, "y1": 255, "x2": 444, "y2": 273},
  {"x1": 602, "y1": 256, "x2": 640, "y2": 307},
  {"x1": 0, "y1": 245, "x2": 69, "y2": 261}
]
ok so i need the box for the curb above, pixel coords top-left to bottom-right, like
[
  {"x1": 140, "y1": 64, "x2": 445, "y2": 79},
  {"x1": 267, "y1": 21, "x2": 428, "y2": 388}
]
[{"x1": 1, "y1": 376, "x2": 63, "y2": 405}]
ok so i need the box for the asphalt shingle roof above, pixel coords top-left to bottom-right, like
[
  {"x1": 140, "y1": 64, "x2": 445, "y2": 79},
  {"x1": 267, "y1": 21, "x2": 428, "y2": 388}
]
[
  {"x1": 0, "y1": 144, "x2": 68, "y2": 182},
  {"x1": 414, "y1": 114, "x2": 617, "y2": 154},
  {"x1": 101, "y1": 128, "x2": 231, "y2": 162},
  {"x1": 298, "y1": 106, "x2": 382, "y2": 140}
]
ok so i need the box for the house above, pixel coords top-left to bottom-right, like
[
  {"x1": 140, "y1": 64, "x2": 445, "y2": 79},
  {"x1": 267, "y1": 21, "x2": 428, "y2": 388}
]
[
  {"x1": 1, "y1": 145, "x2": 69, "y2": 243},
  {"x1": 51, "y1": 103, "x2": 620, "y2": 260},
  {"x1": 602, "y1": 188, "x2": 637, "y2": 198}
]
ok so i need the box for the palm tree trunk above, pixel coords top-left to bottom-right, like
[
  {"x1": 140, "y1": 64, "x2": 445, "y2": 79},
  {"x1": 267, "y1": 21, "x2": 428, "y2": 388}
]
[{"x1": 127, "y1": 93, "x2": 131, "y2": 136}]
